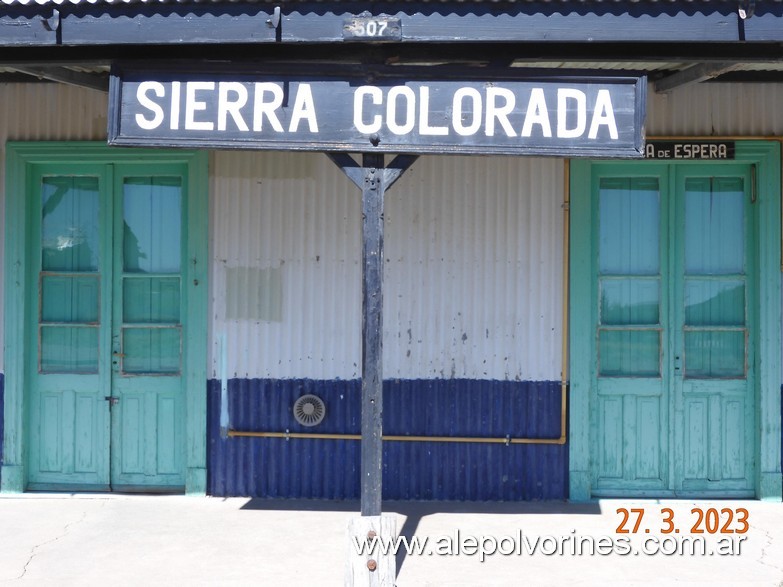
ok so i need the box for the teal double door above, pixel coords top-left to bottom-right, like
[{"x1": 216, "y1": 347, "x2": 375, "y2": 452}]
[
  {"x1": 27, "y1": 162, "x2": 188, "y2": 491},
  {"x1": 588, "y1": 162, "x2": 757, "y2": 496}
]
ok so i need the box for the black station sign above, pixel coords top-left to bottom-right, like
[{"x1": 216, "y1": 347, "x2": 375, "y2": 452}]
[
  {"x1": 645, "y1": 140, "x2": 736, "y2": 160},
  {"x1": 108, "y1": 64, "x2": 647, "y2": 158}
]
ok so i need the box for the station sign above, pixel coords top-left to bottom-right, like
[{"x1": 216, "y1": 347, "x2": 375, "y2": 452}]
[
  {"x1": 645, "y1": 140, "x2": 735, "y2": 160},
  {"x1": 109, "y1": 63, "x2": 647, "y2": 158}
]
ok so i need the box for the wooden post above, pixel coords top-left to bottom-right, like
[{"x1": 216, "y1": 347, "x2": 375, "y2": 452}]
[
  {"x1": 346, "y1": 516, "x2": 397, "y2": 587},
  {"x1": 360, "y1": 152, "x2": 385, "y2": 517},
  {"x1": 326, "y1": 152, "x2": 417, "y2": 587},
  {"x1": 325, "y1": 152, "x2": 417, "y2": 519}
]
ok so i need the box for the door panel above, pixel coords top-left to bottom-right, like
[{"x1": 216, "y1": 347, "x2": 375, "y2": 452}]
[
  {"x1": 682, "y1": 397, "x2": 708, "y2": 480},
  {"x1": 592, "y1": 166, "x2": 669, "y2": 492},
  {"x1": 597, "y1": 397, "x2": 623, "y2": 479},
  {"x1": 590, "y1": 162, "x2": 756, "y2": 496},
  {"x1": 110, "y1": 166, "x2": 185, "y2": 489},
  {"x1": 635, "y1": 397, "x2": 662, "y2": 480},
  {"x1": 28, "y1": 166, "x2": 111, "y2": 488},
  {"x1": 674, "y1": 166, "x2": 754, "y2": 493},
  {"x1": 28, "y1": 162, "x2": 187, "y2": 491}
]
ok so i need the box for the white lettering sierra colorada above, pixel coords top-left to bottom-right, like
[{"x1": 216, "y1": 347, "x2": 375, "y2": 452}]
[{"x1": 134, "y1": 80, "x2": 620, "y2": 141}]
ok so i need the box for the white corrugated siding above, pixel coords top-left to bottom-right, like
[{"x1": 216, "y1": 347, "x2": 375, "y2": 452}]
[
  {"x1": 210, "y1": 152, "x2": 565, "y2": 381},
  {"x1": 209, "y1": 151, "x2": 363, "y2": 380},
  {"x1": 647, "y1": 82, "x2": 783, "y2": 136},
  {"x1": 384, "y1": 156, "x2": 564, "y2": 380},
  {"x1": 0, "y1": 83, "x2": 109, "y2": 372}
]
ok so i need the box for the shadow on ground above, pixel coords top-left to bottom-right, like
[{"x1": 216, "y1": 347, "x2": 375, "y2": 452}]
[{"x1": 240, "y1": 498, "x2": 602, "y2": 574}]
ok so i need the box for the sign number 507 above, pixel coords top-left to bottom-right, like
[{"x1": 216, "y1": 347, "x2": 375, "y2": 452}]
[
  {"x1": 356, "y1": 20, "x2": 387, "y2": 36},
  {"x1": 343, "y1": 17, "x2": 402, "y2": 40}
]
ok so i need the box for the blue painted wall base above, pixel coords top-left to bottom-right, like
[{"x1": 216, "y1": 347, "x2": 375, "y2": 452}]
[{"x1": 207, "y1": 379, "x2": 568, "y2": 501}]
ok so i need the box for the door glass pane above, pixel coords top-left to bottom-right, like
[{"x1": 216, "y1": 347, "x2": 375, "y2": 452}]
[
  {"x1": 599, "y1": 178, "x2": 659, "y2": 275},
  {"x1": 41, "y1": 276, "x2": 99, "y2": 323},
  {"x1": 40, "y1": 176, "x2": 100, "y2": 373},
  {"x1": 601, "y1": 279, "x2": 659, "y2": 325},
  {"x1": 41, "y1": 176, "x2": 99, "y2": 272},
  {"x1": 123, "y1": 277, "x2": 180, "y2": 323},
  {"x1": 121, "y1": 177, "x2": 183, "y2": 375},
  {"x1": 685, "y1": 279, "x2": 744, "y2": 326},
  {"x1": 123, "y1": 177, "x2": 182, "y2": 274},
  {"x1": 599, "y1": 330, "x2": 660, "y2": 377},
  {"x1": 122, "y1": 328, "x2": 181, "y2": 374},
  {"x1": 598, "y1": 177, "x2": 661, "y2": 377},
  {"x1": 685, "y1": 331, "x2": 745, "y2": 378},
  {"x1": 684, "y1": 177, "x2": 744, "y2": 275},
  {"x1": 41, "y1": 326, "x2": 98, "y2": 373},
  {"x1": 683, "y1": 175, "x2": 746, "y2": 379}
]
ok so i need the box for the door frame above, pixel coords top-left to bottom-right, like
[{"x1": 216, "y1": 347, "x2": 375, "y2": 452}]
[
  {"x1": 1, "y1": 142, "x2": 209, "y2": 494},
  {"x1": 569, "y1": 140, "x2": 782, "y2": 501}
]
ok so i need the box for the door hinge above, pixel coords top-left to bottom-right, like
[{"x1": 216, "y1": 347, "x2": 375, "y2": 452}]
[
  {"x1": 105, "y1": 396, "x2": 119, "y2": 406},
  {"x1": 751, "y1": 163, "x2": 757, "y2": 204}
]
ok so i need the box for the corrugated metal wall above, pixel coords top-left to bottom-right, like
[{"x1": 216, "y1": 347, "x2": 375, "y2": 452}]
[
  {"x1": 210, "y1": 151, "x2": 564, "y2": 381},
  {"x1": 647, "y1": 82, "x2": 783, "y2": 136},
  {"x1": 209, "y1": 151, "x2": 363, "y2": 380},
  {"x1": 0, "y1": 83, "x2": 108, "y2": 372},
  {"x1": 385, "y1": 155, "x2": 562, "y2": 381},
  {"x1": 207, "y1": 378, "x2": 566, "y2": 500}
]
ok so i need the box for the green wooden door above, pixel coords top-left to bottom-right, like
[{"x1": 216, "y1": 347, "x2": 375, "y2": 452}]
[
  {"x1": 671, "y1": 165, "x2": 755, "y2": 495},
  {"x1": 589, "y1": 162, "x2": 756, "y2": 497},
  {"x1": 27, "y1": 162, "x2": 188, "y2": 491}
]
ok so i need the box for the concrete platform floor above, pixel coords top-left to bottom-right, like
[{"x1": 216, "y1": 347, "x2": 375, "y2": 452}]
[{"x1": 0, "y1": 495, "x2": 782, "y2": 586}]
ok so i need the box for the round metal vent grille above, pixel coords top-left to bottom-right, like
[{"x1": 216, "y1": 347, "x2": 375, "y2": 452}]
[{"x1": 293, "y1": 394, "x2": 326, "y2": 427}]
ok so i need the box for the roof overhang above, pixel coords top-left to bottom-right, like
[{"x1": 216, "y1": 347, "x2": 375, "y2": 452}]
[
  {"x1": 3, "y1": 1, "x2": 783, "y2": 47},
  {"x1": 3, "y1": 2, "x2": 783, "y2": 91}
]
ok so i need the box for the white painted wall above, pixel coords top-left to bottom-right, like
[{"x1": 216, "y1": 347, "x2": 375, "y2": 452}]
[{"x1": 209, "y1": 151, "x2": 564, "y2": 381}]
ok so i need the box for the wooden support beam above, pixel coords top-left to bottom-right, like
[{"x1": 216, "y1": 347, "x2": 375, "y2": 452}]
[
  {"x1": 360, "y1": 152, "x2": 385, "y2": 518},
  {"x1": 0, "y1": 5, "x2": 758, "y2": 47},
  {"x1": 328, "y1": 153, "x2": 419, "y2": 191},
  {"x1": 325, "y1": 151, "x2": 417, "y2": 517},
  {"x1": 654, "y1": 62, "x2": 742, "y2": 93},
  {"x1": 383, "y1": 154, "x2": 419, "y2": 191},
  {"x1": 9, "y1": 65, "x2": 108, "y2": 92},
  {"x1": 326, "y1": 153, "x2": 363, "y2": 189},
  {"x1": 346, "y1": 516, "x2": 396, "y2": 586},
  {"x1": 282, "y1": 9, "x2": 743, "y2": 44},
  {"x1": 328, "y1": 151, "x2": 416, "y2": 585},
  {"x1": 62, "y1": 7, "x2": 278, "y2": 46},
  {"x1": 325, "y1": 152, "x2": 415, "y2": 518},
  {"x1": 0, "y1": 12, "x2": 57, "y2": 46}
]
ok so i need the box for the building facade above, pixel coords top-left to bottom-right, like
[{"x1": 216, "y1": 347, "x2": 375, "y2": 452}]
[{"x1": 0, "y1": 0, "x2": 781, "y2": 501}]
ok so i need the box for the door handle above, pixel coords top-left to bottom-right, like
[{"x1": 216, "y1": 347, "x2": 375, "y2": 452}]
[
  {"x1": 674, "y1": 355, "x2": 682, "y2": 372},
  {"x1": 104, "y1": 396, "x2": 119, "y2": 406}
]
